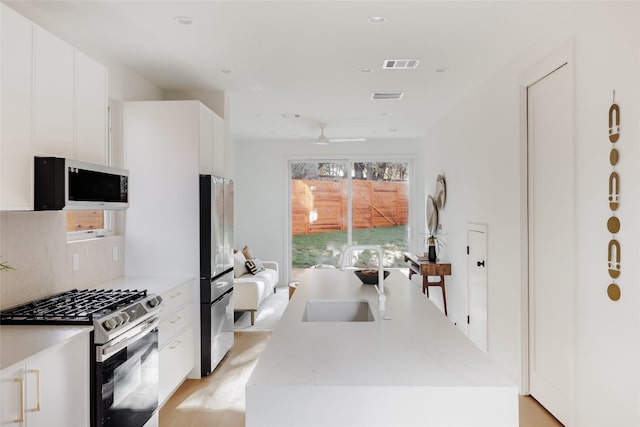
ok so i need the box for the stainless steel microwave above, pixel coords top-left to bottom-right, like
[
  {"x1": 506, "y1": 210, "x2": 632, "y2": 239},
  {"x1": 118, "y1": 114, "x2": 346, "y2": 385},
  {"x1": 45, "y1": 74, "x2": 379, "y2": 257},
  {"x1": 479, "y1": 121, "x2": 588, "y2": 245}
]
[{"x1": 34, "y1": 157, "x2": 129, "y2": 210}]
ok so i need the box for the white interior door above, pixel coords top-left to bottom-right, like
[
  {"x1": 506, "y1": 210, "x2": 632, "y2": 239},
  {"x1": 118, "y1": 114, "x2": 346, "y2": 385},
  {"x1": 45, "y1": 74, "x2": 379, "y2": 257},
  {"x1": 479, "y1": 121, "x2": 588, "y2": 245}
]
[
  {"x1": 467, "y1": 223, "x2": 488, "y2": 352},
  {"x1": 527, "y1": 63, "x2": 573, "y2": 425}
]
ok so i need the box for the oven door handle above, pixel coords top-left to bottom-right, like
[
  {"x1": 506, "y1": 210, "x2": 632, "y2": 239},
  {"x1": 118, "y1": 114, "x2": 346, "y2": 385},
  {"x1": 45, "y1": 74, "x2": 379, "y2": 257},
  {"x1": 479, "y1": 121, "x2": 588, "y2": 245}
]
[{"x1": 96, "y1": 317, "x2": 160, "y2": 362}]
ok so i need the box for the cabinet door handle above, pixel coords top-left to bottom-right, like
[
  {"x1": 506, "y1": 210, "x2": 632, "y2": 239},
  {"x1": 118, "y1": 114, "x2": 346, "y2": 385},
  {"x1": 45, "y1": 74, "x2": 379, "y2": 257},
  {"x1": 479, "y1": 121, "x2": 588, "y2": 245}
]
[
  {"x1": 170, "y1": 316, "x2": 181, "y2": 324},
  {"x1": 15, "y1": 377, "x2": 24, "y2": 422},
  {"x1": 170, "y1": 292, "x2": 182, "y2": 299},
  {"x1": 28, "y1": 369, "x2": 41, "y2": 412},
  {"x1": 169, "y1": 340, "x2": 182, "y2": 349}
]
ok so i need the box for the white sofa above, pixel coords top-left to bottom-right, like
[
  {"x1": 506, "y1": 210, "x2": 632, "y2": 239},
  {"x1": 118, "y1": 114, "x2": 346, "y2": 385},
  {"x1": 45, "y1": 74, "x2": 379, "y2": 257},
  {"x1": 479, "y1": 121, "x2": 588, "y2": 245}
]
[{"x1": 233, "y1": 250, "x2": 279, "y2": 325}]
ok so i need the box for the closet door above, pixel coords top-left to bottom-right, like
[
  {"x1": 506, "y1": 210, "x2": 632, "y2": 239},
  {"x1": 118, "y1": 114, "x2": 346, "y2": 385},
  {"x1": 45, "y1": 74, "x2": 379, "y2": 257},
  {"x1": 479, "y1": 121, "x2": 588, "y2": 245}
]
[{"x1": 527, "y1": 63, "x2": 573, "y2": 426}]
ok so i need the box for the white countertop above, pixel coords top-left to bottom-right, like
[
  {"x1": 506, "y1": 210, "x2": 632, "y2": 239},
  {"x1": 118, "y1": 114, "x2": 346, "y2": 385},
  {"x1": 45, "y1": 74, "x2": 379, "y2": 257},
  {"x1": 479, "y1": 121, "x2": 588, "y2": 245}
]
[
  {"x1": 0, "y1": 325, "x2": 93, "y2": 371},
  {"x1": 246, "y1": 269, "x2": 518, "y2": 427},
  {"x1": 99, "y1": 275, "x2": 195, "y2": 296},
  {"x1": 248, "y1": 269, "x2": 513, "y2": 388}
]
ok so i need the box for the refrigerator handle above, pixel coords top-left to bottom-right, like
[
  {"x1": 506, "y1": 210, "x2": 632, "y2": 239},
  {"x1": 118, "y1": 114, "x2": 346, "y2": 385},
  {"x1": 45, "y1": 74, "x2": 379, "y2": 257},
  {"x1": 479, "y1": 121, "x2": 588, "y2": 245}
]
[{"x1": 214, "y1": 281, "x2": 230, "y2": 289}]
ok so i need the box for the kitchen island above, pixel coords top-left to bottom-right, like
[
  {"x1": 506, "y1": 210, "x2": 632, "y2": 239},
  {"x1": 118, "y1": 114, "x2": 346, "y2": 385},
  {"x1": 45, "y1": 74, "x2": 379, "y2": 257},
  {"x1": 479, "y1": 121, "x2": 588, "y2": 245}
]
[{"x1": 245, "y1": 269, "x2": 517, "y2": 427}]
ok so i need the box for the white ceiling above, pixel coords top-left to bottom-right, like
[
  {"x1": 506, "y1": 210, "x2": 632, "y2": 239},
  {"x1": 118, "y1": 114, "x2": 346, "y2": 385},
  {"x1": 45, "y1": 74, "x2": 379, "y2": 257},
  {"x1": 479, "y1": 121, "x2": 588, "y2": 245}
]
[{"x1": 5, "y1": 1, "x2": 579, "y2": 143}]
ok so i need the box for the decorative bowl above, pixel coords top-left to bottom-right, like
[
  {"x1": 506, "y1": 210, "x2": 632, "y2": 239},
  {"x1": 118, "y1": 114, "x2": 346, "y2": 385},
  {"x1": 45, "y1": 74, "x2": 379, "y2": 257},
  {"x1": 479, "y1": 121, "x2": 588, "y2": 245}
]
[{"x1": 353, "y1": 269, "x2": 390, "y2": 285}]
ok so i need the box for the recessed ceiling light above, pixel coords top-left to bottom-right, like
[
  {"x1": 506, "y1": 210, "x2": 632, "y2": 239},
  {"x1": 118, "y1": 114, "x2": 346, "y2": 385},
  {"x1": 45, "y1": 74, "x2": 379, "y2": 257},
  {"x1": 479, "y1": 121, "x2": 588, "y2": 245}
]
[
  {"x1": 435, "y1": 67, "x2": 449, "y2": 73},
  {"x1": 359, "y1": 68, "x2": 373, "y2": 73},
  {"x1": 217, "y1": 68, "x2": 232, "y2": 74},
  {"x1": 174, "y1": 16, "x2": 194, "y2": 25},
  {"x1": 389, "y1": 128, "x2": 398, "y2": 133},
  {"x1": 368, "y1": 16, "x2": 387, "y2": 24}
]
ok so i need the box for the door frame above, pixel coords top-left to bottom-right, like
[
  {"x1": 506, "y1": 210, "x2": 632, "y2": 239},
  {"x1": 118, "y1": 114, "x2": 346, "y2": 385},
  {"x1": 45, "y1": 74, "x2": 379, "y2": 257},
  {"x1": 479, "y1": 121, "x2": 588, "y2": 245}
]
[{"x1": 519, "y1": 41, "x2": 575, "y2": 413}]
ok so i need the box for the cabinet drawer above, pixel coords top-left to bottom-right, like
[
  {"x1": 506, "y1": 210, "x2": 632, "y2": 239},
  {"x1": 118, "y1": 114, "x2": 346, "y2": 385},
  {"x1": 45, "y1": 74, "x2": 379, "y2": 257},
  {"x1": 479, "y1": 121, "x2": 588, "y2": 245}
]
[
  {"x1": 161, "y1": 281, "x2": 192, "y2": 315},
  {"x1": 159, "y1": 325, "x2": 194, "y2": 406},
  {"x1": 159, "y1": 304, "x2": 193, "y2": 348}
]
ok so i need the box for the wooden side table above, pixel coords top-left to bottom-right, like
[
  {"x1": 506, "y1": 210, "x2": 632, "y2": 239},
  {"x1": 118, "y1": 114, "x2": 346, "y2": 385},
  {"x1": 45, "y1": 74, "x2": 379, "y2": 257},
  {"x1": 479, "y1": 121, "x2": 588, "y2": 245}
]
[{"x1": 404, "y1": 253, "x2": 452, "y2": 315}]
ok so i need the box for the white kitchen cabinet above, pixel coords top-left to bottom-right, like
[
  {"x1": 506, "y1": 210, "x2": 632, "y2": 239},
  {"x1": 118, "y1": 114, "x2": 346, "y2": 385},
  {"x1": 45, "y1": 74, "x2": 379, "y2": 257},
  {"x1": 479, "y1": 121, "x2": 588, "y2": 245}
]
[
  {"x1": 0, "y1": 4, "x2": 109, "y2": 210},
  {"x1": 212, "y1": 112, "x2": 225, "y2": 177},
  {"x1": 74, "y1": 50, "x2": 108, "y2": 165},
  {"x1": 158, "y1": 278, "x2": 195, "y2": 407},
  {"x1": 198, "y1": 106, "x2": 225, "y2": 176},
  {"x1": 33, "y1": 25, "x2": 75, "y2": 159},
  {"x1": 0, "y1": 332, "x2": 89, "y2": 427},
  {"x1": 0, "y1": 5, "x2": 34, "y2": 210},
  {"x1": 124, "y1": 100, "x2": 202, "y2": 278}
]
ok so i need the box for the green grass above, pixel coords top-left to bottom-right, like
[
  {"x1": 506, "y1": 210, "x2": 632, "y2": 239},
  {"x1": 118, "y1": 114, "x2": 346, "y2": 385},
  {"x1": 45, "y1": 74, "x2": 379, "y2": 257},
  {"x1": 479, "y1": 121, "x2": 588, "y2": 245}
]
[{"x1": 292, "y1": 225, "x2": 408, "y2": 268}]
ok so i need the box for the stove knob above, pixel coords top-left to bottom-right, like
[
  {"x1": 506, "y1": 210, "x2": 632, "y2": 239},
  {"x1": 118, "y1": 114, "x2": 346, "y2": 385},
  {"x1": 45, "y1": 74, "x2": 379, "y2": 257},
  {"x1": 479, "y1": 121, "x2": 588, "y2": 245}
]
[
  {"x1": 102, "y1": 318, "x2": 116, "y2": 330},
  {"x1": 113, "y1": 314, "x2": 123, "y2": 326},
  {"x1": 121, "y1": 312, "x2": 130, "y2": 323},
  {"x1": 146, "y1": 297, "x2": 159, "y2": 308}
]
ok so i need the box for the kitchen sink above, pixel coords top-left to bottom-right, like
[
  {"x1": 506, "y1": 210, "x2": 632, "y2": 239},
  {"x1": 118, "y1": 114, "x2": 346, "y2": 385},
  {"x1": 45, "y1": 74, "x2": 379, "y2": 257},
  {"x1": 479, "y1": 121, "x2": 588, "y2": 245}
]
[{"x1": 301, "y1": 299, "x2": 374, "y2": 322}]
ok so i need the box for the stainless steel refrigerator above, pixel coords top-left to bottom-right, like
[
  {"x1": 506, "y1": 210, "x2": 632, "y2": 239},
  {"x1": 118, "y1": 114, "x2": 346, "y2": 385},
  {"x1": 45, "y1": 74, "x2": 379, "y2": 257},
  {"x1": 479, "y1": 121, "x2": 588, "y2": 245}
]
[{"x1": 199, "y1": 175, "x2": 234, "y2": 376}]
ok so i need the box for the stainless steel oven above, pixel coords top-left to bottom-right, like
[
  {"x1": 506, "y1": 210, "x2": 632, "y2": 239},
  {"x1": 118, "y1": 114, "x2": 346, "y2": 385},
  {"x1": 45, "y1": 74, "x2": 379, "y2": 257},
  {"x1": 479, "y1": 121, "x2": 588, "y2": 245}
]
[
  {"x1": 92, "y1": 293, "x2": 163, "y2": 427},
  {"x1": 94, "y1": 316, "x2": 160, "y2": 427}
]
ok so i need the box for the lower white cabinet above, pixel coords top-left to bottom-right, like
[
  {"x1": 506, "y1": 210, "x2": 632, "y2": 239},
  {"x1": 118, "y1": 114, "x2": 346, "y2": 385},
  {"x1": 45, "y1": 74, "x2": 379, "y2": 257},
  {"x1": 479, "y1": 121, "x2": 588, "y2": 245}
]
[
  {"x1": 158, "y1": 278, "x2": 195, "y2": 407},
  {"x1": 0, "y1": 333, "x2": 89, "y2": 427}
]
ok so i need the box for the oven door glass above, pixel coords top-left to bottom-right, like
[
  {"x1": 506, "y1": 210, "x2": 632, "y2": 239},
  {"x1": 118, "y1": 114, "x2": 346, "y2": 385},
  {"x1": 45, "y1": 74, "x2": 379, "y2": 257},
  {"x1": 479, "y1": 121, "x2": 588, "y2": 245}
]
[{"x1": 95, "y1": 328, "x2": 159, "y2": 427}]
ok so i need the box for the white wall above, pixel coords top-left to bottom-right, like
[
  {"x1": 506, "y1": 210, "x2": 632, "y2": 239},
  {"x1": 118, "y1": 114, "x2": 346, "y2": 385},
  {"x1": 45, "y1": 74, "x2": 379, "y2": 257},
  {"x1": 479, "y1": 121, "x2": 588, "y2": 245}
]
[
  {"x1": 234, "y1": 139, "x2": 426, "y2": 285},
  {"x1": 423, "y1": 3, "x2": 640, "y2": 426}
]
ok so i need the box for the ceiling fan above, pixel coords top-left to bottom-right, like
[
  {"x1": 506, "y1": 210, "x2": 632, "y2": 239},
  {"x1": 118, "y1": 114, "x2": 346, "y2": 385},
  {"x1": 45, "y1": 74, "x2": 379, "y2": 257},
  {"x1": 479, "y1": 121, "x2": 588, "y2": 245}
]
[{"x1": 313, "y1": 123, "x2": 366, "y2": 145}]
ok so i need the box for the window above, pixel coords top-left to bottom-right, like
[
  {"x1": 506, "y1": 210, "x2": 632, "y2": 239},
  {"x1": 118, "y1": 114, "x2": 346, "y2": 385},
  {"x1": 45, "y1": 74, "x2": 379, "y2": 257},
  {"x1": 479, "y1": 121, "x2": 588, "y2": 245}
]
[
  {"x1": 289, "y1": 159, "x2": 410, "y2": 270},
  {"x1": 66, "y1": 210, "x2": 105, "y2": 232}
]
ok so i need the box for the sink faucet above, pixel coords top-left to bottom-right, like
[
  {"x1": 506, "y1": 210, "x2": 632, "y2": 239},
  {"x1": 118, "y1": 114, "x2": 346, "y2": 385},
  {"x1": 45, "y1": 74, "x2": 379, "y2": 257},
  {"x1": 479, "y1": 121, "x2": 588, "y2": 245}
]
[{"x1": 340, "y1": 245, "x2": 387, "y2": 311}]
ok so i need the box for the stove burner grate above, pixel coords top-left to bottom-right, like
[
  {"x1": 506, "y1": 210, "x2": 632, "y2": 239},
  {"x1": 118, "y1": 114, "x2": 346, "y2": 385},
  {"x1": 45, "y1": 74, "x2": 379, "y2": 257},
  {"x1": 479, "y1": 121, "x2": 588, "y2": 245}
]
[{"x1": 0, "y1": 288, "x2": 147, "y2": 325}]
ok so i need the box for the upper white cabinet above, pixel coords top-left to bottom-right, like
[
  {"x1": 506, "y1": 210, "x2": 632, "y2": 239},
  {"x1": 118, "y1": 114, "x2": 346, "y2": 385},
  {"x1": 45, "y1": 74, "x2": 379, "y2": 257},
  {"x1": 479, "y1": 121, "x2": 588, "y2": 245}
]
[
  {"x1": 0, "y1": 4, "x2": 109, "y2": 210},
  {"x1": 33, "y1": 25, "x2": 75, "y2": 159},
  {"x1": 74, "y1": 50, "x2": 108, "y2": 165},
  {"x1": 0, "y1": 5, "x2": 34, "y2": 210},
  {"x1": 198, "y1": 106, "x2": 224, "y2": 176}
]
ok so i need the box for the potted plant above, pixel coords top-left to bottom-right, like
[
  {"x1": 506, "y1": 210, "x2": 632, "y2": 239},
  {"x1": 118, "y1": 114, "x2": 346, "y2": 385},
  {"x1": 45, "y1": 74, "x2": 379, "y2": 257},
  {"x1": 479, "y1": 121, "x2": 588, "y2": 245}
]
[{"x1": 0, "y1": 258, "x2": 14, "y2": 272}]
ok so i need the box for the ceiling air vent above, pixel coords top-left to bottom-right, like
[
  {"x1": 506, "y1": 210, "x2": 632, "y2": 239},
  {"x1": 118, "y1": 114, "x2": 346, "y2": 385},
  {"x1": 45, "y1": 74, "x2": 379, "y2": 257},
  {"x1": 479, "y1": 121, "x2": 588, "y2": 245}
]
[
  {"x1": 383, "y1": 59, "x2": 420, "y2": 69},
  {"x1": 371, "y1": 91, "x2": 404, "y2": 100}
]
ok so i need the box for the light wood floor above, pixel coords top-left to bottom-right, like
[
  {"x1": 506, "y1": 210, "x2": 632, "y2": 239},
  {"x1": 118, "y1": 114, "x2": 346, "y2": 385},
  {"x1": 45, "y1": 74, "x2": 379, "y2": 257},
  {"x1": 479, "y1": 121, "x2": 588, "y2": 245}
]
[{"x1": 160, "y1": 331, "x2": 563, "y2": 427}]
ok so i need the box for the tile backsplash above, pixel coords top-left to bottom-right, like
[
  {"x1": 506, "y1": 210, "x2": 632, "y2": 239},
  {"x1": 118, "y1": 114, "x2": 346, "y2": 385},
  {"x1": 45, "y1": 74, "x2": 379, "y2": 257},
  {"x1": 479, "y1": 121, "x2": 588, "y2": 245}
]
[{"x1": 0, "y1": 211, "x2": 124, "y2": 309}]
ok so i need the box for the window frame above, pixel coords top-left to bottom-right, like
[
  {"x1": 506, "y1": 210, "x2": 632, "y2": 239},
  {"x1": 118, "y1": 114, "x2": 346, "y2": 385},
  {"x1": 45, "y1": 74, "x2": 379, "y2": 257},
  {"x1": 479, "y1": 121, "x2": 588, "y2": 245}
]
[{"x1": 287, "y1": 156, "x2": 412, "y2": 273}]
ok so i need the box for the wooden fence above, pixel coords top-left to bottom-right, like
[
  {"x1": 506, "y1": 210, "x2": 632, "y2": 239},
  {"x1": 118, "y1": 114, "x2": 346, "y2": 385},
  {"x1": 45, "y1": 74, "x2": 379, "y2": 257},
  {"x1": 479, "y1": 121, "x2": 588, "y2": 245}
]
[{"x1": 291, "y1": 179, "x2": 408, "y2": 236}]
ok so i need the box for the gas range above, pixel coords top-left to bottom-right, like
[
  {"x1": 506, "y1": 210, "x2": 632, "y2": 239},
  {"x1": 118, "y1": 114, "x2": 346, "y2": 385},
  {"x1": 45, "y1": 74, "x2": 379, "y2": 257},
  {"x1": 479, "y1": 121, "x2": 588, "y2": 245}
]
[
  {"x1": 0, "y1": 288, "x2": 163, "y2": 344},
  {"x1": 1, "y1": 288, "x2": 164, "y2": 427}
]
